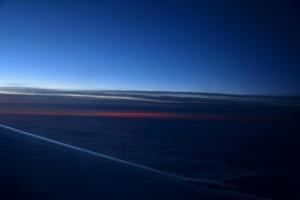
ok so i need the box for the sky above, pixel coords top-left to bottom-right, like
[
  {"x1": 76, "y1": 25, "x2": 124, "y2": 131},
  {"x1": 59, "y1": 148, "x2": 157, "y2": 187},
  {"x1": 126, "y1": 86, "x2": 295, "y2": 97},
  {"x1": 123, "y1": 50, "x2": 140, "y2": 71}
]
[{"x1": 0, "y1": 0, "x2": 299, "y2": 94}]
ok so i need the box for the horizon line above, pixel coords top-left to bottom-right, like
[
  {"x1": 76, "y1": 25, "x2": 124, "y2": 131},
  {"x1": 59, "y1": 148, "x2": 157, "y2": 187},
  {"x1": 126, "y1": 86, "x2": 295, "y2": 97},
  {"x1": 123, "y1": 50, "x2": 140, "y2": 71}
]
[{"x1": 0, "y1": 86, "x2": 299, "y2": 97}]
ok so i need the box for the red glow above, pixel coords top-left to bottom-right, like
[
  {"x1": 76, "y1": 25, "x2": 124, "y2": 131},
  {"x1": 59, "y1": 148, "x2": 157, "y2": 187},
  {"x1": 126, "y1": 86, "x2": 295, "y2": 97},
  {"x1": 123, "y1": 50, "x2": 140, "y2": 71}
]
[{"x1": 0, "y1": 108, "x2": 239, "y2": 121}]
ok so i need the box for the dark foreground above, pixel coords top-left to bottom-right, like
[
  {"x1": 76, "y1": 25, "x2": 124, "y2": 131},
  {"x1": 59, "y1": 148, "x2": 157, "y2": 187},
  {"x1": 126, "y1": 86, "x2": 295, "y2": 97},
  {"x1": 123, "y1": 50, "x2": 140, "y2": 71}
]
[
  {"x1": 0, "y1": 89, "x2": 299, "y2": 199},
  {"x1": 0, "y1": 124, "x2": 263, "y2": 200}
]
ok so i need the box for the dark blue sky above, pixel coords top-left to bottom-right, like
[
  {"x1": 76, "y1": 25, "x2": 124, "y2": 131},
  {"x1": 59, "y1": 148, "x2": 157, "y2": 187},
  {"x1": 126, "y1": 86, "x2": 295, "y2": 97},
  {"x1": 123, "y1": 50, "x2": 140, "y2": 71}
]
[{"x1": 0, "y1": 0, "x2": 299, "y2": 94}]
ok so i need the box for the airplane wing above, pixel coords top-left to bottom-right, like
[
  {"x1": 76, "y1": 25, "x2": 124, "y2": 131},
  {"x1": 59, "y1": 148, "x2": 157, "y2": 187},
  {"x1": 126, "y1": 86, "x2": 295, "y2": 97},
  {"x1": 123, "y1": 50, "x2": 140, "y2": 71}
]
[{"x1": 0, "y1": 124, "x2": 264, "y2": 200}]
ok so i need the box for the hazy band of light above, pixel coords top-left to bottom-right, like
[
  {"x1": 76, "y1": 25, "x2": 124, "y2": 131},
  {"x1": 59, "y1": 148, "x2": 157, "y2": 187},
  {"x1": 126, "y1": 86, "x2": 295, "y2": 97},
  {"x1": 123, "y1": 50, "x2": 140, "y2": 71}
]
[
  {"x1": 0, "y1": 108, "x2": 240, "y2": 121},
  {"x1": 0, "y1": 90, "x2": 175, "y2": 103}
]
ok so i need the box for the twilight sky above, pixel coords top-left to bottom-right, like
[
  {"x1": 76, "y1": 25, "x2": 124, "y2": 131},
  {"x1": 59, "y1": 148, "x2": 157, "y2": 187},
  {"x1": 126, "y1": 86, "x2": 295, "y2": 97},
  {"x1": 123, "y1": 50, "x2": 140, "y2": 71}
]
[{"x1": 0, "y1": 0, "x2": 299, "y2": 94}]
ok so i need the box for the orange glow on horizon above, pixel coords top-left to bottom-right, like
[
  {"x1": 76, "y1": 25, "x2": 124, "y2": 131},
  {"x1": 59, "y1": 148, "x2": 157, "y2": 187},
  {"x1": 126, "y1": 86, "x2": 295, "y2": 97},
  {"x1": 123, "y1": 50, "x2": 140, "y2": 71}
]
[{"x1": 0, "y1": 108, "x2": 239, "y2": 121}]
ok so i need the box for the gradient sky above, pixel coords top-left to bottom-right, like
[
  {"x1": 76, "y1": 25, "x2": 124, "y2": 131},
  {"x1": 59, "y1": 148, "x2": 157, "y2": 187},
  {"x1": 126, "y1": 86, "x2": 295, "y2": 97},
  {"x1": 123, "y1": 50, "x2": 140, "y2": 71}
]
[{"x1": 0, "y1": 0, "x2": 299, "y2": 94}]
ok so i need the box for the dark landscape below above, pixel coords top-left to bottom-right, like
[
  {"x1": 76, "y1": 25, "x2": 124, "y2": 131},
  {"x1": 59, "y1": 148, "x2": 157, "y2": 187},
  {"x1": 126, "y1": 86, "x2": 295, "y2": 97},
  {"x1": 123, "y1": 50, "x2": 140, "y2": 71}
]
[{"x1": 0, "y1": 88, "x2": 299, "y2": 200}]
